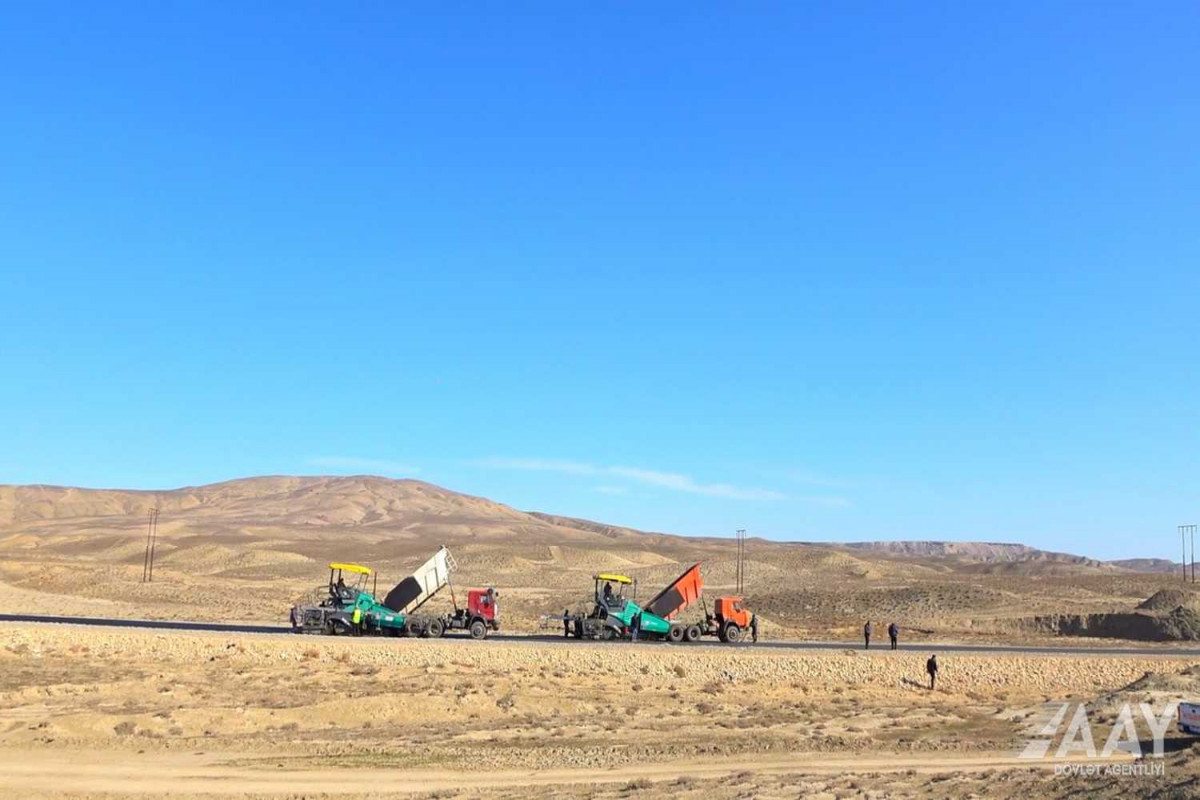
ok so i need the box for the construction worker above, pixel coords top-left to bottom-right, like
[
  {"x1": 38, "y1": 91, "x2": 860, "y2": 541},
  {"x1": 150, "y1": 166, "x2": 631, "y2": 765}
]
[
  {"x1": 351, "y1": 606, "x2": 363, "y2": 636},
  {"x1": 603, "y1": 582, "x2": 614, "y2": 603},
  {"x1": 863, "y1": 620, "x2": 872, "y2": 650},
  {"x1": 888, "y1": 621, "x2": 899, "y2": 650},
  {"x1": 927, "y1": 654, "x2": 939, "y2": 690},
  {"x1": 750, "y1": 613, "x2": 759, "y2": 643},
  {"x1": 563, "y1": 608, "x2": 571, "y2": 638},
  {"x1": 630, "y1": 610, "x2": 642, "y2": 642}
]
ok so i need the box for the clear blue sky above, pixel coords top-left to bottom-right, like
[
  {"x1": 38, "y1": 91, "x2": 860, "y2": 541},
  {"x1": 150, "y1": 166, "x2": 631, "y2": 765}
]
[{"x1": 2, "y1": 4, "x2": 1197, "y2": 560}]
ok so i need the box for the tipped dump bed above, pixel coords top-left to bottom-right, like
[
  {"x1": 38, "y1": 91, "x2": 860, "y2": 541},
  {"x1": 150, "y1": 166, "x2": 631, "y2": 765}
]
[
  {"x1": 383, "y1": 546, "x2": 456, "y2": 614},
  {"x1": 644, "y1": 562, "x2": 703, "y2": 619}
]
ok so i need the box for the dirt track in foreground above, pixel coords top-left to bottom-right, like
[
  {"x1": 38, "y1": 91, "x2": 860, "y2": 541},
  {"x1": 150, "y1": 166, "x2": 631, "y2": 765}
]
[{"x1": 0, "y1": 747, "x2": 1138, "y2": 796}]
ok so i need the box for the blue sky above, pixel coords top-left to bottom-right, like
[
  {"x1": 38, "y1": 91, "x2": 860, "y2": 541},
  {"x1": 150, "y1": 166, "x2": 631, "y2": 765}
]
[{"x1": 1, "y1": 4, "x2": 1197, "y2": 560}]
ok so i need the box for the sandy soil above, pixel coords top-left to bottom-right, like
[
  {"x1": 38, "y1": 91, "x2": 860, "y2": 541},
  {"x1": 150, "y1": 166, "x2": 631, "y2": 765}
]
[{"x1": 3, "y1": 624, "x2": 1199, "y2": 798}]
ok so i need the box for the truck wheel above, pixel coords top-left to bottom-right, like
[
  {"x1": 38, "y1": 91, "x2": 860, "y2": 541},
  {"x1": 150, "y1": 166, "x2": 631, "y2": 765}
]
[
  {"x1": 667, "y1": 625, "x2": 685, "y2": 643},
  {"x1": 723, "y1": 623, "x2": 742, "y2": 643},
  {"x1": 685, "y1": 625, "x2": 701, "y2": 643},
  {"x1": 428, "y1": 618, "x2": 445, "y2": 638},
  {"x1": 405, "y1": 620, "x2": 421, "y2": 638},
  {"x1": 469, "y1": 620, "x2": 487, "y2": 640}
]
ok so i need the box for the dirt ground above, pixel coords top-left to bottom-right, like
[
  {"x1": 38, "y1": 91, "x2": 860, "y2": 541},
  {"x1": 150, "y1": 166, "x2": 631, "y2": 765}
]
[{"x1": 3, "y1": 623, "x2": 1200, "y2": 798}]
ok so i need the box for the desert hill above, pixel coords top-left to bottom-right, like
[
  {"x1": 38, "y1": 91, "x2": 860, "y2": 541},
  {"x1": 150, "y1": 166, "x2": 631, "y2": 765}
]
[
  {"x1": 0, "y1": 475, "x2": 1189, "y2": 641},
  {"x1": 844, "y1": 540, "x2": 1105, "y2": 567}
]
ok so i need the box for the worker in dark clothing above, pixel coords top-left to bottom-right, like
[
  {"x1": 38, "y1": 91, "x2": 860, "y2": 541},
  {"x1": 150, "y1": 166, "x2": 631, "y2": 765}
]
[
  {"x1": 927, "y1": 654, "x2": 939, "y2": 690},
  {"x1": 750, "y1": 614, "x2": 759, "y2": 643},
  {"x1": 888, "y1": 622, "x2": 899, "y2": 650},
  {"x1": 863, "y1": 621, "x2": 872, "y2": 650},
  {"x1": 563, "y1": 608, "x2": 571, "y2": 638},
  {"x1": 603, "y1": 582, "x2": 613, "y2": 603},
  {"x1": 630, "y1": 610, "x2": 642, "y2": 642}
]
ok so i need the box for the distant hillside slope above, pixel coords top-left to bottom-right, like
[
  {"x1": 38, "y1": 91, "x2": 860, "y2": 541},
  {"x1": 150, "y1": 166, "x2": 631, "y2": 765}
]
[
  {"x1": 0, "y1": 476, "x2": 1160, "y2": 568},
  {"x1": 1111, "y1": 558, "x2": 1181, "y2": 574},
  {"x1": 844, "y1": 540, "x2": 1105, "y2": 566},
  {"x1": 0, "y1": 476, "x2": 649, "y2": 548}
]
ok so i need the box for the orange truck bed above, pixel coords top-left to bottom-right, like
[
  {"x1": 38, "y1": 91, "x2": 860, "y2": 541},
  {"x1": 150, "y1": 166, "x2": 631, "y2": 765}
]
[{"x1": 644, "y1": 563, "x2": 704, "y2": 619}]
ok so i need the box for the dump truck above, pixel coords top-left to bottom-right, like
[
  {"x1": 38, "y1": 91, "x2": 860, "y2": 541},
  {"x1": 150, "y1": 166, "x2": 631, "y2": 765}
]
[
  {"x1": 646, "y1": 562, "x2": 755, "y2": 643},
  {"x1": 289, "y1": 546, "x2": 499, "y2": 639},
  {"x1": 557, "y1": 563, "x2": 753, "y2": 643}
]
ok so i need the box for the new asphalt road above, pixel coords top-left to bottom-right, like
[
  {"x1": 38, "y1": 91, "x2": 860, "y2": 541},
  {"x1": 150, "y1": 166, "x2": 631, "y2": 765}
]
[{"x1": 4, "y1": 613, "x2": 1200, "y2": 657}]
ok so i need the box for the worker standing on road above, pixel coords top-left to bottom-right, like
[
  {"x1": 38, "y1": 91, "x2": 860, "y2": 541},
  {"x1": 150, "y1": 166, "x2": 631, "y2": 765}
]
[
  {"x1": 630, "y1": 610, "x2": 642, "y2": 642},
  {"x1": 750, "y1": 613, "x2": 759, "y2": 643},
  {"x1": 888, "y1": 622, "x2": 899, "y2": 650},
  {"x1": 563, "y1": 608, "x2": 571, "y2": 638},
  {"x1": 863, "y1": 620, "x2": 872, "y2": 650},
  {"x1": 927, "y1": 654, "x2": 939, "y2": 690}
]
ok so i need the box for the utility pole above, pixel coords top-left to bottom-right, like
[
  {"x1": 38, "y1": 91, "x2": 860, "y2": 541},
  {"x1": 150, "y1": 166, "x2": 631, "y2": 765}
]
[
  {"x1": 142, "y1": 507, "x2": 154, "y2": 582},
  {"x1": 143, "y1": 507, "x2": 160, "y2": 583},
  {"x1": 735, "y1": 529, "x2": 746, "y2": 595},
  {"x1": 1181, "y1": 525, "x2": 1198, "y2": 584}
]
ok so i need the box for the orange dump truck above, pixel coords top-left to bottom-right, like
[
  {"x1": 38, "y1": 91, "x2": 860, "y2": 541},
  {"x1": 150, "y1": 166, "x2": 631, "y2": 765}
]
[{"x1": 644, "y1": 562, "x2": 755, "y2": 643}]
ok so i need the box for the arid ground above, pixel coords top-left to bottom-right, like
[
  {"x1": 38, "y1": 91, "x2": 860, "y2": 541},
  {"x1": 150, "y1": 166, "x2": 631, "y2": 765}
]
[
  {"x1": 2, "y1": 476, "x2": 1200, "y2": 797},
  {"x1": 3, "y1": 624, "x2": 1200, "y2": 798}
]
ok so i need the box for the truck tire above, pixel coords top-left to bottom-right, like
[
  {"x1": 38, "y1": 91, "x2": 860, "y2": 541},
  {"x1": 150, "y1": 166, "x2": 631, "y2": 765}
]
[
  {"x1": 405, "y1": 619, "x2": 421, "y2": 638},
  {"x1": 685, "y1": 624, "x2": 701, "y2": 643},
  {"x1": 667, "y1": 625, "x2": 685, "y2": 643},
  {"x1": 723, "y1": 623, "x2": 742, "y2": 643},
  {"x1": 428, "y1": 618, "x2": 445, "y2": 638},
  {"x1": 469, "y1": 620, "x2": 488, "y2": 640}
]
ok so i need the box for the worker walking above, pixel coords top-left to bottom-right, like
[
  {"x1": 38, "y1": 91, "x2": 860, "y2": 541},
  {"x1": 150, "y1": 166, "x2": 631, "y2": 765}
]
[
  {"x1": 888, "y1": 622, "x2": 899, "y2": 650},
  {"x1": 563, "y1": 608, "x2": 571, "y2": 638},
  {"x1": 750, "y1": 613, "x2": 759, "y2": 643},
  {"x1": 927, "y1": 654, "x2": 939, "y2": 690},
  {"x1": 863, "y1": 620, "x2": 872, "y2": 650},
  {"x1": 630, "y1": 610, "x2": 642, "y2": 642}
]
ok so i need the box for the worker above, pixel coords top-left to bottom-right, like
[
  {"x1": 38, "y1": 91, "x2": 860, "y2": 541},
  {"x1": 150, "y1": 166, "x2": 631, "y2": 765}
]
[
  {"x1": 336, "y1": 576, "x2": 346, "y2": 598},
  {"x1": 603, "y1": 582, "x2": 614, "y2": 603},
  {"x1": 863, "y1": 620, "x2": 872, "y2": 650},
  {"x1": 888, "y1": 621, "x2": 899, "y2": 650},
  {"x1": 750, "y1": 613, "x2": 759, "y2": 643},
  {"x1": 927, "y1": 654, "x2": 939, "y2": 690},
  {"x1": 630, "y1": 610, "x2": 642, "y2": 642},
  {"x1": 351, "y1": 606, "x2": 363, "y2": 636},
  {"x1": 563, "y1": 608, "x2": 571, "y2": 638}
]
